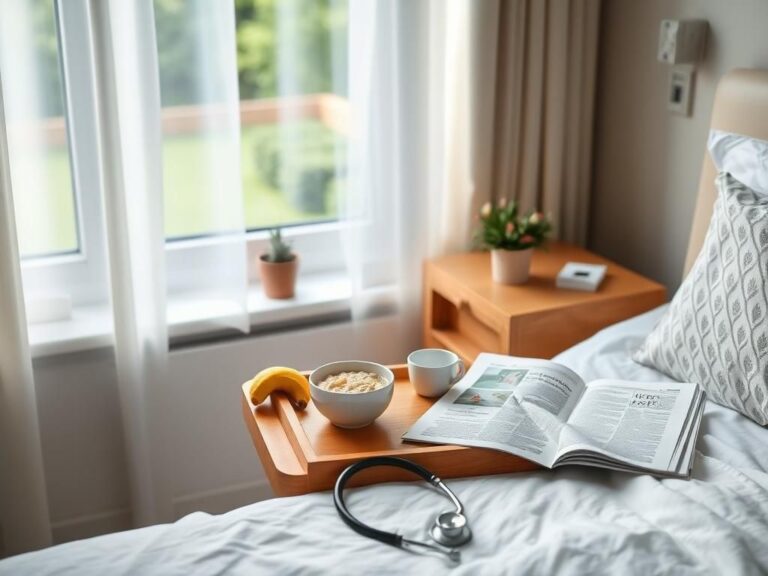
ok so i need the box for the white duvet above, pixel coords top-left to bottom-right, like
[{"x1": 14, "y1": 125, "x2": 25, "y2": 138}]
[{"x1": 3, "y1": 307, "x2": 768, "y2": 575}]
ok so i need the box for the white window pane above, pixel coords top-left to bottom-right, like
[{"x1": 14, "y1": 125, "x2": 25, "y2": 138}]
[
  {"x1": 1, "y1": 0, "x2": 79, "y2": 258},
  {"x1": 153, "y1": 0, "x2": 348, "y2": 238}
]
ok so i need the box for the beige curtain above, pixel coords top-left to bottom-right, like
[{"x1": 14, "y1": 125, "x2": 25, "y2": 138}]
[{"x1": 490, "y1": 0, "x2": 601, "y2": 245}]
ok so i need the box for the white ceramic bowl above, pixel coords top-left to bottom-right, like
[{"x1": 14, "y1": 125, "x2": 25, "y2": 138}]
[{"x1": 309, "y1": 361, "x2": 395, "y2": 429}]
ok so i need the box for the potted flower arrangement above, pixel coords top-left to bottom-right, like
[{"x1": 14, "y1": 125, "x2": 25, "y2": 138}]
[
  {"x1": 260, "y1": 228, "x2": 298, "y2": 299},
  {"x1": 476, "y1": 199, "x2": 552, "y2": 285}
]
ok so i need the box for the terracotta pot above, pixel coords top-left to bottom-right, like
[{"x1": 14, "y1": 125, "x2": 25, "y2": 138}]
[
  {"x1": 491, "y1": 248, "x2": 533, "y2": 285},
  {"x1": 259, "y1": 255, "x2": 298, "y2": 299}
]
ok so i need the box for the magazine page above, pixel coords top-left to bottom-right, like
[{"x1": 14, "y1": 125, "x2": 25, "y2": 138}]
[
  {"x1": 674, "y1": 396, "x2": 705, "y2": 476},
  {"x1": 402, "y1": 353, "x2": 586, "y2": 468},
  {"x1": 668, "y1": 387, "x2": 705, "y2": 470},
  {"x1": 555, "y1": 379, "x2": 699, "y2": 472}
]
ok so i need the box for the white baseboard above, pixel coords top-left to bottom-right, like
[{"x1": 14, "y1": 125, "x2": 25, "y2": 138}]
[
  {"x1": 173, "y1": 480, "x2": 274, "y2": 519},
  {"x1": 51, "y1": 507, "x2": 133, "y2": 545},
  {"x1": 50, "y1": 480, "x2": 274, "y2": 545}
]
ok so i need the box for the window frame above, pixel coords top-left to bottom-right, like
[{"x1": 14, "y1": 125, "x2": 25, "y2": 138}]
[
  {"x1": 20, "y1": 0, "x2": 350, "y2": 327},
  {"x1": 20, "y1": 0, "x2": 109, "y2": 308}
]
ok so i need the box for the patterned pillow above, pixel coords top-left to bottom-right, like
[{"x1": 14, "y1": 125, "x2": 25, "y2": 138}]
[{"x1": 634, "y1": 172, "x2": 768, "y2": 425}]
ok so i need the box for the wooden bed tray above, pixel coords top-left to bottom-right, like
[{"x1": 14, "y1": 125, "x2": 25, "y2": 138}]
[{"x1": 241, "y1": 364, "x2": 540, "y2": 496}]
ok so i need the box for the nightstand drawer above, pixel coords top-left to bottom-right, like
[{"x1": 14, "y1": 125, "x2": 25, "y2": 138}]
[
  {"x1": 424, "y1": 267, "x2": 506, "y2": 365},
  {"x1": 427, "y1": 291, "x2": 502, "y2": 363}
]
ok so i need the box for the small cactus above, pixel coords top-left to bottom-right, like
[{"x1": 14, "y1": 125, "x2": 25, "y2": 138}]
[{"x1": 264, "y1": 228, "x2": 295, "y2": 263}]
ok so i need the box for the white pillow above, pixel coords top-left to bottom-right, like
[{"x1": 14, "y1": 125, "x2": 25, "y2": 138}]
[
  {"x1": 634, "y1": 172, "x2": 768, "y2": 425},
  {"x1": 708, "y1": 130, "x2": 768, "y2": 196}
]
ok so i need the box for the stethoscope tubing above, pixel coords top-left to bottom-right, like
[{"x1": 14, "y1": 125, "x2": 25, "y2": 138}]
[
  {"x1": 333, "y1": 456, "x2": 440, "y2": 548},
  {"x1": 333, "y1": 455, "x2": 467, "y2": 562}
]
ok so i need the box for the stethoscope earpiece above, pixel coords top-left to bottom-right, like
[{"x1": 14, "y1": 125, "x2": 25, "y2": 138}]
[{"x1": 333, "y1": 457, "x2": 471, "y2": 564}]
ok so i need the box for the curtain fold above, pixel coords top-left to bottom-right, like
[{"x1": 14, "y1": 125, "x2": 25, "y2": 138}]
[
  {"x1": 0, "y1": 70, "x2": 52, "y2": 555},
  {"x1": 429, "y1": 0, "x2": 475, "y2": 256},
  {"x1": 343, "y1": 0, "x2": 493, "y2": 331},
  {"x1": 89, "y1": 0, "x2": 173, "y2": 526},
  {"x1": 159, "y1": 0, "x2": 249, "y2": 335},
  {"x1": 490, "y1": 0, "x2": 601, "y2": 245},
  {"x1": 88, "y1": 0, "x2": 247, "y2": 527}
]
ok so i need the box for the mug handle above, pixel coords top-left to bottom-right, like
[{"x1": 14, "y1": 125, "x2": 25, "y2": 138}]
[{"x1": 451, "y1": 360, "x2": 466, "y2": 384}]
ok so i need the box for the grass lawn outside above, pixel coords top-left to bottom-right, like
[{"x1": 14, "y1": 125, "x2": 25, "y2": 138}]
[
  {"x1": 16, "y1": 119, "x2": 344, "y2": 257},
  {"x1": 14, "y1": 145, "x2": 79, "y2": 257}
]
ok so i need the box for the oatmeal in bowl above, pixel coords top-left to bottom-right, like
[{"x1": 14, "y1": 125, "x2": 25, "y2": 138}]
[
  {"x1": 317, "y1": 371, "x2": 388, "y2": 394},
  {"x1": 309, "y1": 361, "x2": 395, "y2": 428}
]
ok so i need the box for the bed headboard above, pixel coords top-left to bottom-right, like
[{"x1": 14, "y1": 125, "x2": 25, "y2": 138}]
[{"x1": 683, "y1": 68, "x2": 768, "y2": 278}]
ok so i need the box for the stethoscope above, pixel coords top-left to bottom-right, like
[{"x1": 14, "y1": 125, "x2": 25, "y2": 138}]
[{"x1": 333, "y1": 456, "x2": 472, "y2": 563}]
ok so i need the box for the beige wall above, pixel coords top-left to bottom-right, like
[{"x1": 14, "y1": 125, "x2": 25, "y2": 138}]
[{"x1": 590, "y1": 0, "x2": 768, "y2": 292}]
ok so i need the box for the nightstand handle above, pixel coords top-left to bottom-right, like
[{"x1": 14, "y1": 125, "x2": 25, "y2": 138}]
[{"x1": 454, "y1": 297, "x2": 467, "y2": 309}]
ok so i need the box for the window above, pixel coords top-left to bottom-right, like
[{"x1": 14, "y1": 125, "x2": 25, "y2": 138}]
[
  {"x1": 8, "y1": 0, "x2": 80, "y2": 259},
  {"x1": 15, "y1": 0, "x2": 349, "y2": 259},
  {"x1": 153, "y1": 0, "x2": 348, "y2": 239},
  {"x1": 6, "y1": 0, "x2": 353, "y2": 348}
]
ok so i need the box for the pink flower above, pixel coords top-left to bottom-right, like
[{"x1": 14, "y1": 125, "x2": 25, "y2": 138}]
[
  {"x1": 498, "y1": 197, "x2": 507, "y2": 208},
  {"x1": 520, "y1": 234, "x2": 535, "y2": 245},
  {"x1": 505, "y1": 222, "x2": 515, "y2": 235}
]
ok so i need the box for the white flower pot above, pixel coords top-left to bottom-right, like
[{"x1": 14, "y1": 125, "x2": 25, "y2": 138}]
[{"x1": 491, "y1": 248, "x2": 533, "y2": 285}]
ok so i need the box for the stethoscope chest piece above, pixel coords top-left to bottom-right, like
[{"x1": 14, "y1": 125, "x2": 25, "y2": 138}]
[{"x1": 430, "y1": 511, "x2": 472, "y2": 547}]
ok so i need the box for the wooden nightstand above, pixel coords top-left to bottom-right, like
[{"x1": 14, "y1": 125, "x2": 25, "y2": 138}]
[{"x1": 422, "y1": 242, "x2": 666, "y2": 364}]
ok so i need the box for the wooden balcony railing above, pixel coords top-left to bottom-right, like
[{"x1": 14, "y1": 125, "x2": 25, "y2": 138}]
[{"x1": 40, "y1": 93, "x2": 349, "y2": 146}]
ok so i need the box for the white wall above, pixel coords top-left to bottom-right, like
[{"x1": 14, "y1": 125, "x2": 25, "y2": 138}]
[
  {"x1": 590, "y1": 0, "x2": 768, "y2": 292},
  {"x1": 33, "y1": 316, "x2": 413, "y2": 544}
]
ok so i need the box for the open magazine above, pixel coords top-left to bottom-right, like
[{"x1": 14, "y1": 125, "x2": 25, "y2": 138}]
[{"x1": 403, "y1": 353, "x2": 706, "y2": 478}]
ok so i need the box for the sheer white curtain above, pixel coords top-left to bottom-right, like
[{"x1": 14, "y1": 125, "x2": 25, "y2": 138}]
[
  {"x1": 0, "y1": 71, "x2": 52, "y2": 554},
  {"x1": 89, "y1": 0, "x2": 172, "y2": 527},
  {"x1": 344, "y1": 0, "x2": 493, "y2": 334},
  {"x1": 0, "y1": 0, "x2": 59, "y2": 554},
  {"x1": 0, "y1": 0, "x2": 247, "y2": 550},
  {"x1": 159, "y1": 1, "x2": 249, "y2": 333},
  {"x1": 90, "y1": 0, "x2": 246, "y2": 526}
]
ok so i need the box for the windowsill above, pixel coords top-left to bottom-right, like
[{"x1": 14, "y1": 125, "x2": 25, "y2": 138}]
[
  {"x1": 28, "y1": 272, "x2": 352, "y2": 358},
  {"x1": 28, "y1": 305, "x2": 115, "y2": 358}
]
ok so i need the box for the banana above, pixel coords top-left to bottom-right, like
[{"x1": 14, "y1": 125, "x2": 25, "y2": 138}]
[{"x1": 248, "y1": 367, "x2": 311, "y2": 410}]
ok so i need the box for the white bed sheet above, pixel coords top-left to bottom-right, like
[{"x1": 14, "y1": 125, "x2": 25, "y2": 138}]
[{"x1": 3, "y1": 306, "x2": 768, "y2": 575}]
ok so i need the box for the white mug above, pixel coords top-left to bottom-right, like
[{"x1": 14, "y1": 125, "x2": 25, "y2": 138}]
[{"x1": 407, "y1": 348, "x2": 465, "y2": 398}]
